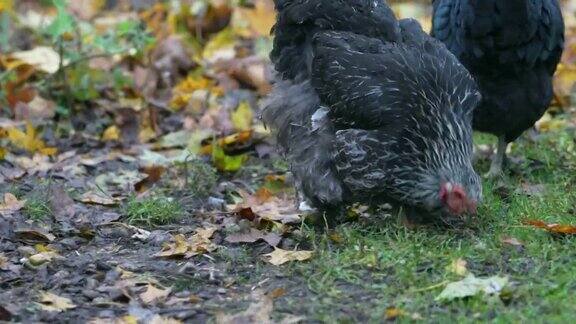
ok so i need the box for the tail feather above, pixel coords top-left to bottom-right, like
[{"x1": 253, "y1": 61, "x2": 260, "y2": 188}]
[{"x1": 262, "y1": 80, "x2": 343, "y2": 207}]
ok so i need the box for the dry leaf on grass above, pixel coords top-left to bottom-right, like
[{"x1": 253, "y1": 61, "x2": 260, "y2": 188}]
[
  {"x1": 446, "y1": 258, "x2": 468, "y2": 276},
  {"x1": 524, "y1": 219, "x2": 576, "y2": 235},
  {"x1": 501, "y1": 237, "x2": 524, "y2": 247},
  {"x1": 264, "y1": 248, "x2": 313, "y2": 266},
  {"x1": 436, "y1": 274, "x2": 509, "y2": 302}
]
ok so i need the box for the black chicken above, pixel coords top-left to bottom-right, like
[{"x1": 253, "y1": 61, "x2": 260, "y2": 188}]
[
  {"x1": 263, "y1": 0, "x2": 482, "y2": 222},
  {"x1": 431, "y1": 0, "x2": 565, "y2": 177}
]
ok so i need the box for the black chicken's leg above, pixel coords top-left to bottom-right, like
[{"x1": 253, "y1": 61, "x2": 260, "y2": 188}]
[{"x1": 486, "y1": 135, "x2": 507, "y2": 178}]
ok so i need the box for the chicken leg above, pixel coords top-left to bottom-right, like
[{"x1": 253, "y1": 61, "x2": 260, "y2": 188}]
[{"x1": 486, "y1": 136, "x2": 507, "y2": 178}]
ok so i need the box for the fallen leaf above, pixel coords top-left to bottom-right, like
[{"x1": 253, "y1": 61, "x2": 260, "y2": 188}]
[
  {"x1": 435, "y1": 274, "x2": 509, "y2": 302},
  {"x1": 446, "y1": 258, "x2": 469, "y2": 276},
  {"x1": 264, "y1": 248, "x2": 314, "y2": 266},
  {"x1": 228, "y1": 190, "x2": 302, "y2": 224},
  {"x1": 140, "y1": 284, "x2": 171, "y2": 305},
  {"x1": 27, "y1": 251, "x2": 62, "y2": 267},
  {"x1": 203, "y1": 28, "x2": 237, "y2": 63},
  {"x1": 6, "y1": 122, "x2": 57, "y2": 155},
  {"x1": 211, "y1": 144, "x2": 248, "y2": 172},
  {"x1": 155, "y1": 227, "x2": 218, "y2": 258},
  {"x1": 216, "y1": 290, "x2": 273, "y2": 324},
  {"x1": 230, "y1": 100, "x2": 253, "y2": 131},
  {"x1": 0, "y1": 193, "x2": 25, "y2": 217},
  {"x1": 13, "y1": 228, "x2": 56, "y2": 243},
  {"x1": 102, "y1": 125, "x2": 120, "y2": 141},
  {"x1": 149, "y1": 315, "x2": 182, "y2": 324},
  {"x1": 9, "y1": 47, "x2": 61, "y2": 74},
  {"x1": 535, "y1": 113, "x2": 567, "y2": 132},
  {"x1": 225, "y1": 228, "x2": 281, "y2": 247},
  {"x1": 0, "y1": 253, "x2": 9, "y2": 270},
  {"x1": 516, "y1": 183, "x2": 546, "y2": 197},
  {"x1": 78, "y1": 191, "x2": 120, "y2": 206},
  {"x1": 524, "y1": 219, "x2": 576, "y2": 235},
  {"x1": 37, "y1": 292, "x2": 76, "y2": 312},
  {"x1": 385, "y1": 307, "x2": 405, "y2": 321},
  {"x1": 501, "y1": 237, "x2": 524, "y2": 247},
  {"x1": 134, "y1": 166, "x2": 165, "y2": 193},
  {"x1": 155, "y1": 234, "x2": 189, "y2": 258},
  {"x1": 233, "y1": 0, "x2": 276, "y2": 37}
]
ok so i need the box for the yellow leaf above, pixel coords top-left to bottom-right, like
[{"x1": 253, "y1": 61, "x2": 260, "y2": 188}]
[
  {"x1": 234, "y1": 0, "x2": 276, "y2": 37},
  {"x1": 102, "y1": 125, "x2": 120, "y2": 141},
  {"x1": 202, "y1": 28, "x2": 236, "y2": 62},
  {"x1": 231, "y1": 101, "x2": 254, "y2": 131},
  {"x1": 37, "y1": 292, "x2": 76, "y2": 312},
  {"x1": 7, "y1": 122, "x2": 57, "y2": 155},
  {"x1": 446, "y1": 258, "x2": 468, "y2": 276},
  {"x1": 535, "y1": 113, "x2": 567, "y2": 132},
  {"x1": 264, "y1": 248, "x2": 313, "y2": 266},
  {"x1": 139, "y1": 126, "x2": 158, "y2": 143},
  {"x1": 0, "y1": 0, "x2": 13, "y2": 12},
  {"x1": 170, "y1": 75, "x2": 222, "y2": 110},
  {"x1": 0, "y1": 147, "x2": 5, "y2": 159},
  {"x1": 155, "y1": 234, "x2": 190, "y2": 258}
]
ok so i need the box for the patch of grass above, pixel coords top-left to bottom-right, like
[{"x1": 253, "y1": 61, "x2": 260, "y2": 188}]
[
  {"x1": 183, "y1": 158, "x2": 218, "y2": 198},
  {"x1": 124, "y1": 196, "x2": 183, "y2": 227},
  {"x1": 23, "y1": 198, "x2": 52, "y2": 221},
  {"x1": 279, "y1": 128, "x2": 576, "y2": 322}
]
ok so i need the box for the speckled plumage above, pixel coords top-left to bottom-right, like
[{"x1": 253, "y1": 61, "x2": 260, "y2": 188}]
[{"x1": 264, "y1": 0, "x2": 482, "y2": 219}]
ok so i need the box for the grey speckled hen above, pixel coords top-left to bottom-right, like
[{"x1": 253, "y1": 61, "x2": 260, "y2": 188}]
[
  {"x1": 432, "y1": 0, "x2": 565, "y2": 177},
  {"x1": 263, "y1": 0, "x2": 483, "y2": 222}
]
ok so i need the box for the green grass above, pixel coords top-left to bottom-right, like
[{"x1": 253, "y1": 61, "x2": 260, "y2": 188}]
[
  {"x1": 23, "y1": 198, "x2": 52, "y2": 221},
  {"x1": 283, "y1": 128, "x2": 576, "y2": 322},
  {"x1": 124, "y1": 196, "x2": 183, "y2": 227}
]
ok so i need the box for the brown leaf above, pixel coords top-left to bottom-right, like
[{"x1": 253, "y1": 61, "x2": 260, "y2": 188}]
[
  {"x1": 216, "y1": 56, "x2": 272, "y2": 95},
  {"x1": 216, "y1": 290, "x2": 274, "y2": 324},
  {"x1": 151, "y1": 36, "x2": 197, "y2": 89},
  {"x1": 134, "y1": 166, "x2": 165, "y2": 193},
  {"x1": 225, "y1": 228, "x2": 281, "y2": 247},
  {"x1": 14, "y1": 228, "x2": 56, "y2": 243},
  {"x1": 140, "y1": 284, "x2": 171, "y2": 305},
  {"x1": 78, "y1": 191, "x2": 120, "y2": 206},
  {"x1": 49, "y1": 185, "x2": 77, "y2": 223},
  {"x1": 0, "y1": 193, "x2": 25, "y2": 217},
  {"x1": 524, "y1": 219, "x2": 576, "y2": 235}
]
